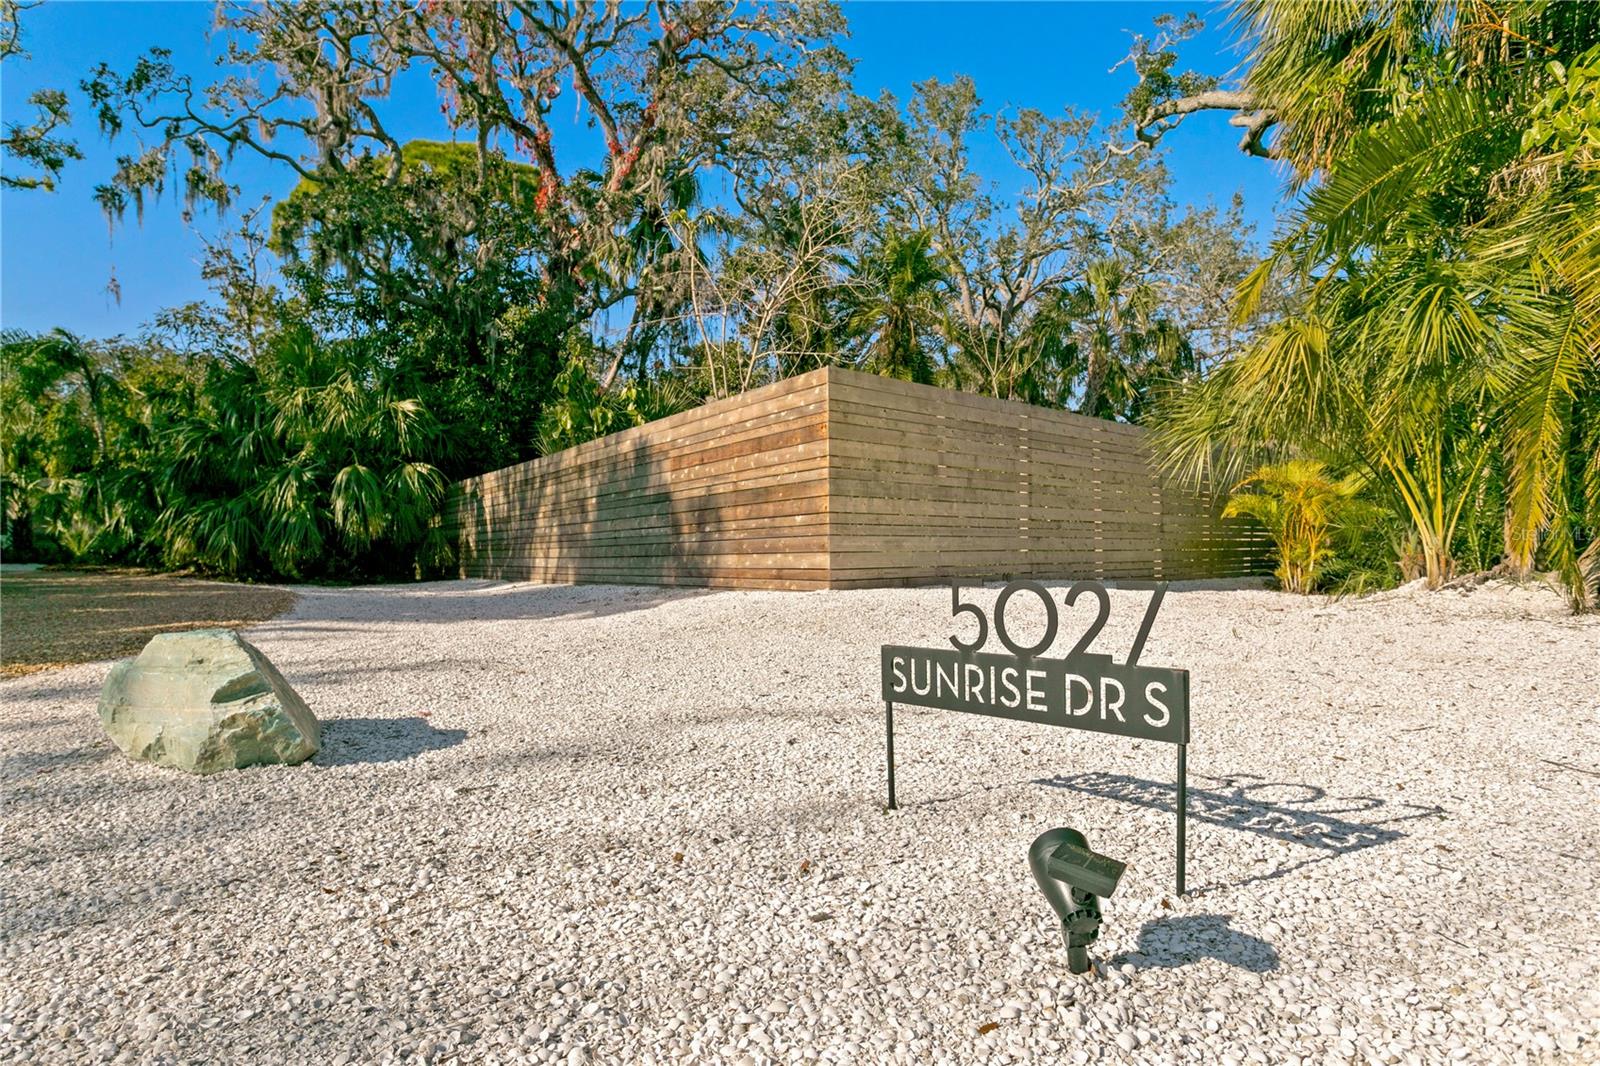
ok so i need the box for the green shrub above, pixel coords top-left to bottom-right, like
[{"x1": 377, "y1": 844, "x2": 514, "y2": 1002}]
[
  {"x1": 1, "y1": 326, "x2": 453, "y2": 581},
  {"x1": 1222, "y1": 459, "x2": 1378, "y2": 594}
]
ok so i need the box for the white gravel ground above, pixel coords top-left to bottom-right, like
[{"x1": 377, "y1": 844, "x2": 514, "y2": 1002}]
[{"x1": 3, "y1": 577, "x2": 1598, "y2": 1066}]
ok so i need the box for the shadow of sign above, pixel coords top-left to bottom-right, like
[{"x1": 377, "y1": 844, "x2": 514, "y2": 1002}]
[
  {"x1": 1034, "y1": 771, "x2": 1446, "y2": 888},
  {"x1": 1110, "y1": 914, "x2": 1280, "y2": 973}
]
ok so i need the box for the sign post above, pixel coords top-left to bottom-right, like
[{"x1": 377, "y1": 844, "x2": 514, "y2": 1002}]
[
  {"x1": 885, "y1": 699, "x2": 897, "y2": 811},
  {"x1": 881, "y1": 579, "x2": 1191, "y2": 895},
  {"x1": 1176, "y1": 741, "x2": 1187, "y2": 897}
]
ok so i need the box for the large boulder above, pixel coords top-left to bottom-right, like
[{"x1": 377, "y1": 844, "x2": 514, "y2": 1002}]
[{"x1": 97, "y1": 629, "x2": 319, "y2": 774}]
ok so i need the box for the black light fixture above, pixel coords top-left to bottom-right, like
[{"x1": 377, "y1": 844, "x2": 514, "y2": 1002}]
[{"x1": 1028, "y1": 827, "x2": 1127, "y2": 974}]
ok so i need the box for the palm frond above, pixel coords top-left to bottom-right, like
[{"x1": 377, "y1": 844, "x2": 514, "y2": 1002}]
[
  {"x1": 330, "y1": 462, "x2": 386, "y2": 550},
  {"x1": 1246, "y1": 86, "x2": 1513, "y2": 302}
]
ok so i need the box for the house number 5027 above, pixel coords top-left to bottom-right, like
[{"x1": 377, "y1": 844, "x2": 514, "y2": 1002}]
[{"x1": 948, "y1": 578, "x2": 1167, "y2": 667}]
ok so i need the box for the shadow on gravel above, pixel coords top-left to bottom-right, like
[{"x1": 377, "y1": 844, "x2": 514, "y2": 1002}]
[
  {"x1": 315, "y1": 716, "x2": 467, "y2": 766},
  {"x1": 1111, "y1": 914, "x2": 1279, "y2": 973},
  {"x1": 274, "y1": 582, "x2": 716, "y2": 627},
  {"x1": 2, "y1": 742, "x2": 116, "y2": 777},
  {"x1": 1034, "y1": 770, "x2": 1447, "y2": 888},
  {"x1": 0, "y1": 675, "x2": 107, "y2": 704},
  {"x1": 289, "y1": 658, "x2": 478, "y2": 684},
  {"x1": 0, "y1": 712, "x2": 83, "y2": 734}
]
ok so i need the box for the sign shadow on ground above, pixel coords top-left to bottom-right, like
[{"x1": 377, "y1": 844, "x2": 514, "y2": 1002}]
[{"x1": 1033, "y1": 770, "x2": 1447, "y2": 889}]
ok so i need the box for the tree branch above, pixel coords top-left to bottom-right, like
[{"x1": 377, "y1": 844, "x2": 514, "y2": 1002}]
[{"x1": 1135, "y1": 89, "x2": 1281, "y2": 159}]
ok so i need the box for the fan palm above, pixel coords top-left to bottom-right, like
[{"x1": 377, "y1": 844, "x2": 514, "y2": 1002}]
[
  {"x1": 1155, "y1": 1, "x2": 1600, "y2": 606},
  {"x1": 154, "y1": 327, "x2": 450, "y2": 579}
]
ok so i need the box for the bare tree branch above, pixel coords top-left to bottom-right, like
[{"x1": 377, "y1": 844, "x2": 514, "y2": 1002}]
[{"x1": 1135, "y1": 89, "x2": 1281, "y2": 159}]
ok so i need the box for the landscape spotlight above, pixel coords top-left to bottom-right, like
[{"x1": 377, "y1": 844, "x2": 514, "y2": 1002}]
[{"x1": 1028, "y1": 827, "x2": 1126, "y2": 974}]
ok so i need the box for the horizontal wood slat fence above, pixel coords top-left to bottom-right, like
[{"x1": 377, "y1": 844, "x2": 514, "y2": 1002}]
[{"x1": 440, "y1": 367, "x2": 1268, "y2": 589}]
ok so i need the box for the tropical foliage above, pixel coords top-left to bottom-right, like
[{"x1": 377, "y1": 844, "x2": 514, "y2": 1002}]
[
  {"x1": 6, "y1": 2, "x2": 1594, "y2": 609},
  {"x1": 2, "y1": 326, "x2": 449, "y2": 579},
  {"x1": 2, "y1": 3, "x2": 1266, "y2": 580},
  {"x1": 1222, "y1": 460, "x2": 1370, "y2": 594},
  {"x1": 845, "y1": 227, "x2": 944, "y2": 385},
  {"x1": 1142, "y1": 1, "x2": 1600, "y2": 610}
]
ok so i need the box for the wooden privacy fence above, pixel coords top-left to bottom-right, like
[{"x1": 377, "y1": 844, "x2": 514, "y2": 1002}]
[{"x1": 440, "y1": 366, "x2": 1267, "y2": 590}]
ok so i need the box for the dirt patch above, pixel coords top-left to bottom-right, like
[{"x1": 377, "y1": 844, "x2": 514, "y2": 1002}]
[{"x1": 0, "y1": 568, "x2": 297, "y2": 678}]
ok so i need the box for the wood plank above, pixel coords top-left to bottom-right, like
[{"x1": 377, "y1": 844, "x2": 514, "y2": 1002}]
[
  {"x1": 828, "y1": 370, "x2": 1145, "y2": 441},
  {"x1": 453, "y1": 472, "x2": 830, "y2": 532},
  {"x1": 465, "y1": 418, "x2": 828, "y2": 499},
  {"x1": 465, "y1": 402, "x2": 828, "y2": 490},
  {"x1": 456, "y1": 373, "x2": 828, "y2": 486},
  {"x1": 443, "y1": 365, "x2": 1266, "y2": 590},
  {"x1": 459, "y1": 450, "x2": 830, "y2": 518},
  {"x1": 834, "y1": 406, "x2": 1146, "y2": 458},
  {"x1": 445, "y1": 500, "x2": 830, "y2": 540}
]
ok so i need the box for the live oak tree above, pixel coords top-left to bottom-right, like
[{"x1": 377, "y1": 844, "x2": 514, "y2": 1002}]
[
  {"x1": 83, "y1": 0, "x2": 849, "y2": 394},
  {"x1": 680, "y1": 163, "x2": 875, "y2": 398},
  {"x1": 886, "y1": 77, "x2": 1154, "y2": 401},
  {"x1": 1117, "y1": 12, "x2": 1278, "y2": 164},
  {"x1": 77, "y1": 2, "x2": 1256, "y2": 422},
  {"x1": 865, "y1": 76, "x2": 1262, "y2": 414},
  {"x1": 0, "y1": 0, "x2": 82, "y2": 192}
]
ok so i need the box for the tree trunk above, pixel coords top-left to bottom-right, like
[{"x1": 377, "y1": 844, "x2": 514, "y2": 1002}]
[
  {"x1": 1081, "y1": 351, "x2": 1103, "y2": 417},
  {"x1": 1421, "y1": 532, "x2": 1453, "y2": 589},
  {"x1": 1502, "y1": 505, "x2": 1533, "y2": 578}
]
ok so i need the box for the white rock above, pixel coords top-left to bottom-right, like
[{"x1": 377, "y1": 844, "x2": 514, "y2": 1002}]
[{"x1": 96, "y1": 629, "x2": 318, "y2": 774}]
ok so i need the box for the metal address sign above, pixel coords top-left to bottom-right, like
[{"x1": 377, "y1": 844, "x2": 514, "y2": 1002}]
[{"x1": 881, "y1": 578, "x2": 1193, "y2": 894}]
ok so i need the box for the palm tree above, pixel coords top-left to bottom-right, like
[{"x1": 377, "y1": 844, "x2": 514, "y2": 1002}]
[
  {"x1": 1066, "y1": 258, "x2": 1192, "y2": 421},
  {"x1": 1223, "y1": 459, "x2": 1367, "y2": 594},
  {"x1": 15, "y1": 329, "x2": 112, "y2": 458},
  {"x1": 846, "y1": 226, "x2": 945, "y2": 384},
  {"x1": 156, "y1": 328, "x2": 450, "y2": 579},
  {"x1": 1154, "y1": 2, "x2": 1600, "y2": 606}
]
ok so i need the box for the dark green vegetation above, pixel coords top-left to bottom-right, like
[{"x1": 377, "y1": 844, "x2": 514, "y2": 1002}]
[{"x1": 1, "y1": 3, "x2": 1595, "y2": 608}]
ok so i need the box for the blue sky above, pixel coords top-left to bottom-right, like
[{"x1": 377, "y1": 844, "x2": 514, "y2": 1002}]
[{"x1": 0, "y1": 1, "x2": 1288, "y2": 339}]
